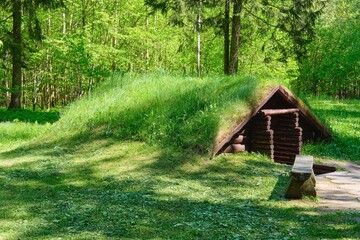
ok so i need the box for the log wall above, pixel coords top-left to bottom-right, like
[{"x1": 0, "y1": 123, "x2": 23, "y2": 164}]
[{"x1": 247, "y1": 109, "x2": 302, "y2": 164}]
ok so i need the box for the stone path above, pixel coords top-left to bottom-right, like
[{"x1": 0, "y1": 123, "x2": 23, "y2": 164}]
[{"x1": 316, "y1": 161, "x2": 360, "y2": 210}]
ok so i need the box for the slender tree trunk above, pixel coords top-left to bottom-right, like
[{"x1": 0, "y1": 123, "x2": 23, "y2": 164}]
[
  {"x1": 224, "y1": 0, "x2": 230, "y2": 74},
  {"x1": 62, "y1": 12, "x2": 66, "y2": 34},
  {"x1": 9, "y1": 0, "x2": 22, "y2": 109},
  {"x1": 229, "y1": 0, "x2": 242, "y2": 75},
  {"x1": 197, "y1": 0, "x2": 202, "y2": 77}
]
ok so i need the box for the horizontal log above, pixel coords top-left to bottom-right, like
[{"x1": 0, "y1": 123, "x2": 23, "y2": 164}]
[
  {"x1": 251, "y1": 139, "x2": 274, "y2": 145},
  {"x1": 251, "y1": 143, "x2": 274, "y2": 149},
  {"x1": 261, "y1": 108, "x2": 299, "y2": 116},
  {"x1": 274, "y1": 149, "x2": 301, "y2": 155},
  {"x1": 233, "y1": 144, "x2": 246, "y2": 152},
  {"x1": 274, "y1": 155, "x2": 296, "y2": 161},
  {"x1": 250, "y1": 135, "x2": 273, "y2": 141},
  {"x1": 274, "y1": 141, "x2": 302, "y2": 147},
  {"x1": 230, "y1": 135, "x2": 245, "y2": 144},
  {"x1": 274, "y1": 151, "x2": 299, "y2": 157},
  {"x1": 251, "y1": 125, "x2": 271, "y2": 131},
  {"x1": 273, "y1": 122, "x2": 298, "y2": 127},
  {"x1": 273, "y1": 136, "x2": 302, "y2": 142},
  {"x1": 313, "y1": 163, "x2": 336, "y2": 175},
  {"x1": 223, "y1": 144, "x2": 246, "y2": 153},
  {"x1": 273, "y1": 131, "x2": 302, "y2": 137},
  {"x1": 250, "y1": 129, "x2": 274, "y2": 136}
]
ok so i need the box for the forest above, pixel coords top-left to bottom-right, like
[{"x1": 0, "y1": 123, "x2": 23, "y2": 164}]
[
  {"x1": 0, "y1": 0, "x2": 359, "y2": 110},
  {"x1": 0, "y1": 1, "x2": 360, "y2": 239}
]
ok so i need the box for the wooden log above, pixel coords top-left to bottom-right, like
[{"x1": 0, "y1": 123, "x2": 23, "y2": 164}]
[
  {"x1": 251, "y1": 125, "x2": 271, "y2": 131},
  {"x1": 251, "y1": 139, "x2": 274, "y2": 145},
  {"x1": 250, "y1": 135, "x2": 273, "y2": 141},
  {"x1": 273, "y1": 131, "x2": 302, "y2": 137},
  {"x1": 230, "y1": 135, "x2": 245, "y2": 144},
  {"x1": 313, "y1": 163, "x2": 336, "y2": 175},
  {"x1": 273, "y1": 136, "x2": 301, "y2": 141},
  {"x1": 250, "y1": 129, "x2": 274, "y2": 135},
  {"x1": 260, "y1": 108, "x2": 299, "y2": 116},
  {"x1": 274, "y1": 141, "x2": 302, "y2": 147},
  {"x1": 223, "y1": 144, "x2": 246, "y2": 153},
  {"x1": 274, "y1": 155, "x2": 299, "y2": 161},
  {"x1": 273, "y1": 146, "x2": 301, "y2": 152},
  {"x1": 233, "y1": 144, "x2": 246, "y2": 153}
]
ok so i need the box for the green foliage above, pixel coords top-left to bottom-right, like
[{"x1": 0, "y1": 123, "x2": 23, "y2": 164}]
[{"x1": 293, "y1": 0, "x2": 360, "y2": 98}]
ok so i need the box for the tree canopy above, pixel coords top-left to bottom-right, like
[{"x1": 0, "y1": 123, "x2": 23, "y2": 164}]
[{"x1": 0, "y1": 0, "x2": 358, "y2": 109}]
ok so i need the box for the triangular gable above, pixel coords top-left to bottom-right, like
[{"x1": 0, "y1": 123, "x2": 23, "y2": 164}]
[{"x1": 212, "y1": 85, "x2": 331, "y2": 157}]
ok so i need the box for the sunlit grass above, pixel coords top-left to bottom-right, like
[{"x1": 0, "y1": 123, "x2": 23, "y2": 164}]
[
  {"x1": 0, "y1": 121, "x2": 51, "y2": 151},
  {"x1": 0, "y1": 74, "x2": 359, "y2": 239},
  {"x1": 303, "y1": 97, "x2": 360, "y2": 163},
  {"x1": 0, "y1": 137, "x2": 359, "y2": 239}
]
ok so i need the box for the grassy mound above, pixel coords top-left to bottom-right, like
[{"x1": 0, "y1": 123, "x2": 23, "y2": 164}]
[
  {"x1": 0, "y1": 74, "x2": 359, "y2": 239},
  {"x1": 49, "y1": 73, "x2": 278, "y2": 155}
]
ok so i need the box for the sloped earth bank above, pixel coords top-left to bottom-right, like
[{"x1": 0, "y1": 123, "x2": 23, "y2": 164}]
[{"x1": 316, "y1": 160, "x2": 360, "y2": 211}]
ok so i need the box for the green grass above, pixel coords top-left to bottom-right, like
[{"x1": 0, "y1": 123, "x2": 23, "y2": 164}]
[
  {"x1": 0, "y1": 108, "x2": 57, "y2": 151},
  {"x1": 0, "y1": 73, "x2": 359, "y2": 239},
  {"x1": 0, "y1": 108, "x2": 60, "y2": 124},
  {"x1": 49, "y1": 72, "x2": 280, "y2": 155},
  {"x1": 303, "y1": 97, "x2": 360, "y2": 163},
  {"x1": 1, "y1": 139, "x2": 358, "y2": 239}
]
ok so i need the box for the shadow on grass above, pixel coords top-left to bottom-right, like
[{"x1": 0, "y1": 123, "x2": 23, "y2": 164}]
[
  {"x1": 303, "y1": 106, "x2": 360, "y2": 163},
  {"x1": 0, "y1": 80, "x2": 359, "y2": 238},
  {"x1": 0, "y1": 149, "x2": 359, "y2": 239},
  {"x1": 0, "y1": 108, "x2": 60, "y2": 124}
]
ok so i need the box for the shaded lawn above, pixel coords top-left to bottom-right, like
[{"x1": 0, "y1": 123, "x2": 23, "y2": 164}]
[
  {"x1": 0, "y1": 108, "x2": 60, "y2": 124},
  {"x1": 0, "y1": 138, "x2": 358, "y2": 239},
  {"x1": 303, "y1": 98, "x2": 360, "y2": 163}
]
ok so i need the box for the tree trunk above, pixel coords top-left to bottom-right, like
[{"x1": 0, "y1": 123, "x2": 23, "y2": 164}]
[
  {"x1": 9, "y1": 0, "x2": 22, "y2": 109},
  {"x1": 197, "y1": 0, "x2": 202, "y2": 77},
  {"x1": 224, "y1": 0, "x2": 230, "y2": 74},
  {"x1": 229, "y1": 0, "x2": 242, "y2": 75}
]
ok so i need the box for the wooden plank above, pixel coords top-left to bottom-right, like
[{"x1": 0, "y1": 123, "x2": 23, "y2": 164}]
[{"x1": 292, "y1": 155, "x2": 313, "y2": 179}]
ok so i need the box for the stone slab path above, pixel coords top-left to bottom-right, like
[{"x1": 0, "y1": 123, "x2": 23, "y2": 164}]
[{"x1": 316, "y1": 161, "x2": 360, "y2": 210}]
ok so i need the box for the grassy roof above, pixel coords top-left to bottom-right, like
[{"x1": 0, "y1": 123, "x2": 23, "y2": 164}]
[{"x1": 51, "y1": 73, "x2": 282, "y2": 155}]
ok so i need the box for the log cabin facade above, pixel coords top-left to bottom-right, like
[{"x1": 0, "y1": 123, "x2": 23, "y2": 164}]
[{"x1": 214, "y1": 86, "x2": 332, "y2": 166}]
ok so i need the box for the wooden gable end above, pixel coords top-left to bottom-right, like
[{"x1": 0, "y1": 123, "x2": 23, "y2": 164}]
[{"x1": 213, "y1": 86, "x2": 331, "y2": 164}]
